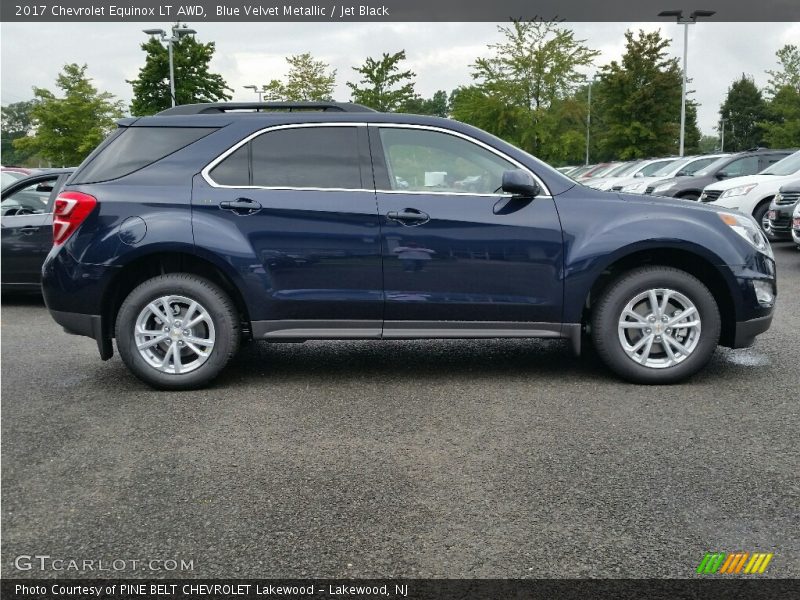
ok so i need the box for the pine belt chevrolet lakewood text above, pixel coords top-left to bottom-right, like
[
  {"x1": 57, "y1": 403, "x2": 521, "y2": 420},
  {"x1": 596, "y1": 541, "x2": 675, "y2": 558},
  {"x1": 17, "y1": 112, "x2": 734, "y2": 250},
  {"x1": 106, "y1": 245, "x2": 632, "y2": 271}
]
[{"x1": 42, "y1": 102, "x2": 777, "y2": 389}]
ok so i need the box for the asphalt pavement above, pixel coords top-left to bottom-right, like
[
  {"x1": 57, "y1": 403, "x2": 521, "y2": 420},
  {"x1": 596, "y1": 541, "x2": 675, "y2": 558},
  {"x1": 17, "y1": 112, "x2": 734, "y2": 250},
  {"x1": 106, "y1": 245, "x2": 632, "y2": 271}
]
[{"x1": 2, "y1": 243, "x2": 798, "y2": 579}]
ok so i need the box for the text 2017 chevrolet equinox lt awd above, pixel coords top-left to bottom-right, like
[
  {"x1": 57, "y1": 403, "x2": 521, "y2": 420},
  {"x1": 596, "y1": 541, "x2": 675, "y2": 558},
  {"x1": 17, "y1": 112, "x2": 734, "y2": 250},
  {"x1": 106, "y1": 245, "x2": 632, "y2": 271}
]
[{"x1": 42, "y1": 102, "x2": 777, "y2": 389}]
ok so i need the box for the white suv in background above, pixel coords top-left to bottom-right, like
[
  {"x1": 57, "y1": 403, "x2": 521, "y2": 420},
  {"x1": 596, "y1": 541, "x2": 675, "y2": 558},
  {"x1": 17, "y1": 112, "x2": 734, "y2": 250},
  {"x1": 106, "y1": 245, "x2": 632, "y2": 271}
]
[{"x1": 703, "y1": 150, "x2": 800, "y2": 238}]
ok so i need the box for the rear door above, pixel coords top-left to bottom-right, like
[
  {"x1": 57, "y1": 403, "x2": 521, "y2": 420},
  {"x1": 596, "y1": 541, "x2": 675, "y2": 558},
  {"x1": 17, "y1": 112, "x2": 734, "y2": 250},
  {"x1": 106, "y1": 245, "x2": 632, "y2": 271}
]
[
  {"x1": 193, "y1": 123, "x2": 383, "y2": 336},
  {"x1": 369, "y1": 124, "x2": 563, "y2": 333}
]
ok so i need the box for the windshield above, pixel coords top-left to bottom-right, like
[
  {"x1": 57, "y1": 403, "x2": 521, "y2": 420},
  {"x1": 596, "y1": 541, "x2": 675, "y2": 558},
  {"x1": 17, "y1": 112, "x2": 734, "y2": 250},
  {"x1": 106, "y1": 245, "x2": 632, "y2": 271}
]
[
  {"x1": 606, "y1": 162, "x2": 638, "y2": 177},
  {"x1": 639, "y1": 159, "x2": 679, "y2": 177},
  {"x1": 694, "y1": 156, "x2": 732, "y2": 177},
  {"x1": 761, "y1": 151, "x2": 800, "y2": 176},
  {"x1": 651, "y1": 157, "x2": 691, "y2": 177}
]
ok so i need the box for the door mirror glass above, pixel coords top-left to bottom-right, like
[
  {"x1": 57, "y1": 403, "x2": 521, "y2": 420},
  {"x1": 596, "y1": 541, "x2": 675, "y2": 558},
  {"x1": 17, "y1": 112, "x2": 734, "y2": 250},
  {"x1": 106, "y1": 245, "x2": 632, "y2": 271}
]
[{"x1": 501, "y1": 169, "x2": 540, "y2": 198}]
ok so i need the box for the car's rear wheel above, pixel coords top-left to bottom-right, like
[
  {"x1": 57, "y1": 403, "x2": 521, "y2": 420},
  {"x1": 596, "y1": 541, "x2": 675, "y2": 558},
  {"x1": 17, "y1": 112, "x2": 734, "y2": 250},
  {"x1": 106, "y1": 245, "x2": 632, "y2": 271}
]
[
  {"x1": 116, "y1": 274, "x2": 239, "y2": 389},
  {"x1": 591, "y1": 266, "x2": 720, "y2": 384}
]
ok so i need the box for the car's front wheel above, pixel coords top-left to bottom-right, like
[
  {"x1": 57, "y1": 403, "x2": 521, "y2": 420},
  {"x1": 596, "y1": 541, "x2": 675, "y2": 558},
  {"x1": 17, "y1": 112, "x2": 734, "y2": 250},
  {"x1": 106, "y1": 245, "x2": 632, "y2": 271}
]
[
  {"x1": 591, "y1": 266, "x2": 721, "y2": 384},
  {"x1": 115, "y1": 274, "x2": 240, "y2": 390}
]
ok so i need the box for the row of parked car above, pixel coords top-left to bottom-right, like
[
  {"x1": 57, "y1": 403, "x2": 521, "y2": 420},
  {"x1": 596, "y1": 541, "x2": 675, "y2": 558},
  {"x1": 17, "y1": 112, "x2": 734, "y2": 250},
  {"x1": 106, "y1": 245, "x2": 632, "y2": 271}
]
[{"x1": 560, "y1": 148, "x2": 800, "y2": 244}]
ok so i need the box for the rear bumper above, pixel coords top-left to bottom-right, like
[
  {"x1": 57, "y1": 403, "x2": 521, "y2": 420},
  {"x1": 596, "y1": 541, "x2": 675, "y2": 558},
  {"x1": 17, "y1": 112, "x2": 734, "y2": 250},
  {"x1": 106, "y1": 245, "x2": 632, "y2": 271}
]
[
  {"x1": 49, "y1": 309, "x2": 113, "y2": 360},
  {"x1": 732, "y1": 314, "x2": 773, "y2": 349}
]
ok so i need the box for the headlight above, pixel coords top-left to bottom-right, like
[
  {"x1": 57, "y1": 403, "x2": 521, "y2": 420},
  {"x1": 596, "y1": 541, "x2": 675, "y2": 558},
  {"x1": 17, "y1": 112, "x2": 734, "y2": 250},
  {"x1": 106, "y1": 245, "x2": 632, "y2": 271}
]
[
  {"x1": 653, "y1": 183, "x2": 673, "y2": 193},
  {"x1": 720, "y1": 184, "x2": 759, "y2": 199},
  {"x1": 622, "y1": 182, "x2": 648, "y2": 193},
  {"x1": 718, "y1": 212, "x2": 773, "y2": 258}
]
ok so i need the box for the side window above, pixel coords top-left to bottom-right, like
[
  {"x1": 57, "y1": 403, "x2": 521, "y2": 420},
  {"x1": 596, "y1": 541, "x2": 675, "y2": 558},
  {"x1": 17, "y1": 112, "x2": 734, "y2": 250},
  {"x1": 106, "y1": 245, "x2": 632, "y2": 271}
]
[
  {"x1": 761, "y1": 154, "x2": 785, "y2": 170},
  {"x1": 208, "y1": 126, "x2": 363, "y2": 190},
  {"x1": 723, "y1": 156, "x2": 759, "y2": 176},
  {"x1": 209, "y1": 145, "x2": 250, "y2": 186},
  {"x1": 251, "y1": 127, "x2": 362, "y2": 189},
  {"x1": 377, "y1": 127, "x2": 516, "y2": 195},
  {"x1": 1, "y1": 179, "x2": 57, "y2": 216}
]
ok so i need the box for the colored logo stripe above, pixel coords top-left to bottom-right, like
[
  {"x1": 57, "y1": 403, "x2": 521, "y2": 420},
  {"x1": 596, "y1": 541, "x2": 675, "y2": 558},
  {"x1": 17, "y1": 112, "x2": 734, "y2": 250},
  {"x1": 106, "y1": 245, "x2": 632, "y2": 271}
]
[{"x1": 697, "y1": 552, "x2": 773, "y2": 574}]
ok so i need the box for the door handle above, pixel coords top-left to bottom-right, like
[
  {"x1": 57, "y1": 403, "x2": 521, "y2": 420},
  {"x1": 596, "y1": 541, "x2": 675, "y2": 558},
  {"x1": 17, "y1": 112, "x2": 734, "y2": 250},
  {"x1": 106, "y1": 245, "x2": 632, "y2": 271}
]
[
  {"x1": 19, "y1": 226, "x2": 40, "y2": 235},
  {"x1": 219, "y1": 198, "x2": 262, "y2": 215},
  {"x1": 386, "y1": 208, "x2": 430, "y2": 226}
]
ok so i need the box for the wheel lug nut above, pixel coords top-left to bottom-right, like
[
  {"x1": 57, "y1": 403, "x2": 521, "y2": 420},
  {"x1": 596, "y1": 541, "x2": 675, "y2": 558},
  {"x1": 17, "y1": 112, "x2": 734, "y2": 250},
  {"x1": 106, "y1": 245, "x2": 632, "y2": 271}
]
[
  {"x1": 645, "y1": 328, "x2": 652, "y2": 333},
  {"x1": 183, "y1": 330, "x2": 190, "y2": 335},
  {"x1": 163, "y1": 327, "x2": 169, "y2": 332}
]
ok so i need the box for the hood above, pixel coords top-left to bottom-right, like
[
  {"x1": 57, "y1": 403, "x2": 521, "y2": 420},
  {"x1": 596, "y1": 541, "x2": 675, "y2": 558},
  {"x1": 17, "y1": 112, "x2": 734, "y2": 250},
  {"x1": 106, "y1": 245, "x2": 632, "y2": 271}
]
[
  {"x1": 615, "y1": 191, "x2": 735, "y2": 216},
  {"x1": 704, "y1": 173, "x2": 784, "y2": 192}
]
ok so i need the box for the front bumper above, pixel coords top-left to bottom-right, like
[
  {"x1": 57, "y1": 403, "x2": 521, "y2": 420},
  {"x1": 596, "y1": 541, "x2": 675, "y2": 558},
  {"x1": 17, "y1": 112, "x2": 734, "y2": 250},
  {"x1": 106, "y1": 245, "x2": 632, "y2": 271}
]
[
  {"x1": 733, "y1": 314, "x2": 774, "y2": 348},
  {"x1": 50, "y1": 309, "x2": 113, "y2": 360}
]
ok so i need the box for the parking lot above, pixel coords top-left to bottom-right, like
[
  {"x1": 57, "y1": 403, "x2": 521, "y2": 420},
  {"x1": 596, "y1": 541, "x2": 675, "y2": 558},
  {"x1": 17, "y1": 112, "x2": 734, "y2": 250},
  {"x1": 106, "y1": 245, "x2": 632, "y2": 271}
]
[{"x1": 1, "y1": 242, "x2": 798, "y2": 579}]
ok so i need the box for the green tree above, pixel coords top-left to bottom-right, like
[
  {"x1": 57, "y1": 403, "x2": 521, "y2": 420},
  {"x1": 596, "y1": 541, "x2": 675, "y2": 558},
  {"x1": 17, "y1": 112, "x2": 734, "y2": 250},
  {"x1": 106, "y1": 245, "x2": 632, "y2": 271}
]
[
  {"x1": 761, "y1": 85, "x2": 800, "y2": 147},
  {"x1": 402, "y1": 90, "x2": 449, "y2": 116},
  {"x1": 718, "y1": 75, "x2": 767, "y2": 151},
  {"x1": 1, "y1": 100, "x2": 38, "y2": 165},
  {"x1": 698, "y1": 134, "x2": 719, "y2": 154},
  {"x1": 128, "y1": 25, "x2": 232, "y2": 115},
  {"x1": 766, "y1": 44, "x2": 800, "y2": 96},
  {"x1": 347, "y1": 50, "x2": 416, "y2": 111},
  {"x1": 263, "y1": 53, "x2": 336, "y2": 101},
  {"x1": 593, "y1": 29, "x2": 684, "y2": 160},
  {"x1": 459, "y1": 20, "x2": 598, "y2": 160},
  {"x1": 14, "y1": 64, "x2": 123, "y2": 166},
  {"x1": 684, "y1": 100, "x2": 702, "y2": 154}
]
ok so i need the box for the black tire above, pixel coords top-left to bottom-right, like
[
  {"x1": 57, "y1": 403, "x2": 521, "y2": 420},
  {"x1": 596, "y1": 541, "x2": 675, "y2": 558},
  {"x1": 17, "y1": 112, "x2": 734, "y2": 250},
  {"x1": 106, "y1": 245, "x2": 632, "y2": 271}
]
[
  {"x1": 680, "y1": 192, "x2": 699, "y2": 201},
  {"x1": 115, "y1": 274, "x2": 240, "y2": 390},
  {"x1": 591, "y1": 266, "x2": 720, "y2": 384}
]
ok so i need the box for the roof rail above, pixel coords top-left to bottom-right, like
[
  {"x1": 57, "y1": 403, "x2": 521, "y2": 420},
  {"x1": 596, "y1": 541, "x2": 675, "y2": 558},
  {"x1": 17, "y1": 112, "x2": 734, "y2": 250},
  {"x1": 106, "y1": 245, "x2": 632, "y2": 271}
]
[{"x1": 156, "y1": 102, "x2": 377, "y2": 116}]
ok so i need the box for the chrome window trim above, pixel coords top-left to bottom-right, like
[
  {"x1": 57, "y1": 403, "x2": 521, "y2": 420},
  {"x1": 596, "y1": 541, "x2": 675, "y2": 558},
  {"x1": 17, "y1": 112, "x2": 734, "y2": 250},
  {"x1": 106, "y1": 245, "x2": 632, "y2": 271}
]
[
  {"x1": 201, "y1": 122, "x2": 368, "y2": 191},
  {"x1": 201, "y1": 122, "x2": 551, "y2": 197}
]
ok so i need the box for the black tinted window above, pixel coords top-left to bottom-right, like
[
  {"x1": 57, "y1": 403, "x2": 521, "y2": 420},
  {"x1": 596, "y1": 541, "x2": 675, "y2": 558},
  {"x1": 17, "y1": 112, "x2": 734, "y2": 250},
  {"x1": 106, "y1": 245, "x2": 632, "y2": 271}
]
[
  {"x1": 210, "y1": 145, "x2": 250, "y2": 186},
  {"x1": 74, "y1": 127, "x2": 216, "y2": 183},
  {"x1": 250, "y1": 127, "x2": 361, "y2": 189}
]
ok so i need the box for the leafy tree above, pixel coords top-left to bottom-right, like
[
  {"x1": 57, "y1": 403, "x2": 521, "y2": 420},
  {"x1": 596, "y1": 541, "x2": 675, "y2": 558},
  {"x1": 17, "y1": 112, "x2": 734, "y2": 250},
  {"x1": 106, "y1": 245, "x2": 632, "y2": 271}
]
[
  {"x1": 1, "y1": 100, "x2": 38, "y2": 165},
  {"x1": 718, "y1": 75, "x2": 767, "y2": 151},
  {"x1": 347, "y1": 50, "x2": 416, "y2": 111},
  {"x1": 263, "y1": 53, "x2": 336, "y2": 102},
  {"x1": 592, "y1": 29, "x2": 684, "y2": 160},
  {"x1": 761, "y1": 85, "x2": 800, "y2": 147},
  {"x1": 766, "y1": 44, "x2": 800, "y2": 96},
  {"x1": 455, "y1": 20, "x2": 598, "y2": 161},
  {"x1": 698, "y1": 134, "x2": 719, "y2": 154},
  {"x1": 14, "y1": 64, "x2": 124, "y2": 166},
  {"x1": 128, "y1": 25, "x2": 232, "y2": 115},
  {"x1": 402, "y1": 90, "x2": 449, "y2": 116},
  {"x1": 684, "y1": 100, "x2": 702, "y2": 154}
]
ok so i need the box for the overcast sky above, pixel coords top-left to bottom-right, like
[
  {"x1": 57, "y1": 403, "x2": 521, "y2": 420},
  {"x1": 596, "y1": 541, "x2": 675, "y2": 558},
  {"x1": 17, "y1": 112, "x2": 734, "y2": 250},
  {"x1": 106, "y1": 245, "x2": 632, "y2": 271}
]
[{"x1": 1, "y1": 21, "x2": 797, "y2": 137}]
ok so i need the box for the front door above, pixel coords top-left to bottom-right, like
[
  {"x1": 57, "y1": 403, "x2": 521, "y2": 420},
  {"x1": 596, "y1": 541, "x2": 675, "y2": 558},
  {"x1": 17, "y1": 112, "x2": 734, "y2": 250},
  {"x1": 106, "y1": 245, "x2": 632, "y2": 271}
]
[
  {"x1": 193, "y1": 124, "x2": 383, "y2": 336},
  {"x1": 369, "y1": 125, "x2": 563, "y2": 333}
]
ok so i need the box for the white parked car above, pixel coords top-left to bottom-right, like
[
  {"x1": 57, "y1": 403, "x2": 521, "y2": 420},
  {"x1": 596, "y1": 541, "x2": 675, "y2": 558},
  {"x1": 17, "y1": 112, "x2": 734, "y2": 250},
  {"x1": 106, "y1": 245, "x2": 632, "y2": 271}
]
[
  {"x1": 591, "y1": 157, "x2": 680, "y2": 191},
  {"x1": 702, "y1": 150, "x2": 800, "y2": 237},
  {"x1": 792, "y1": 202, "x2": 800, "y2": 249}
]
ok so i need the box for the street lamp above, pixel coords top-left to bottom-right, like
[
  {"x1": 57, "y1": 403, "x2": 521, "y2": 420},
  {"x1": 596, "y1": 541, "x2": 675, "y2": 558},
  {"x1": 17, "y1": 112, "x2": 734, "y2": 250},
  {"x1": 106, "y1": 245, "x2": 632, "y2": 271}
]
[
  {"x1": 719, "y1": 117, "x2": 727, "y2": 152},
  {"x1": 585, "y1": 73, "x2": 602, "y2": 166},
  {"x1": 658, "y1": 9, "x2": 715, "y2": 157},
  {"x1": 143, "y1": 24, "x2": 197, "y2": 107},
  {"x1": 244, "y1": 85, "x2": 264, "y2": 102}
]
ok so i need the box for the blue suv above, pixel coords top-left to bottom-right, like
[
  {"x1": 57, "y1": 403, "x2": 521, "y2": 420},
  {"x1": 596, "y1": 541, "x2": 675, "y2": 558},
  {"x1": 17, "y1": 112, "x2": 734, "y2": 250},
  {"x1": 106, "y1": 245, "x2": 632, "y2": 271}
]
[{"x1": 42, "y1": 102, "x2": 777, "y2": 389}]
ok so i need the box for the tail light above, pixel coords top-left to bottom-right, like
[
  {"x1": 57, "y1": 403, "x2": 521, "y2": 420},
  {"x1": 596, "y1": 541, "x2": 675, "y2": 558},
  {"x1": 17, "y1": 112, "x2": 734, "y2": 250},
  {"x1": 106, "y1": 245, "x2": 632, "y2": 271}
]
[{"x1": 53, "y1": 191, "x2": 97, "y2": 245}]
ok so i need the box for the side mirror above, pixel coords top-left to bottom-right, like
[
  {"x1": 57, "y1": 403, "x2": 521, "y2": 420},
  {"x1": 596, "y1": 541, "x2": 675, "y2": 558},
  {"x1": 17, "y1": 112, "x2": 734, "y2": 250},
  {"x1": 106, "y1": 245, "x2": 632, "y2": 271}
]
[
  {"x1": 501, "y1": 169, "x2": 540, "y2": 198},
  {"x1": 675, "y1": 170, "x2": 688, "y2": 177},
  {"x1": 634, "y1": 172, "x2": 644, "y2": 178},
  {"x1": 716, "y1": 171, "x2": 729, "y2": 179}
]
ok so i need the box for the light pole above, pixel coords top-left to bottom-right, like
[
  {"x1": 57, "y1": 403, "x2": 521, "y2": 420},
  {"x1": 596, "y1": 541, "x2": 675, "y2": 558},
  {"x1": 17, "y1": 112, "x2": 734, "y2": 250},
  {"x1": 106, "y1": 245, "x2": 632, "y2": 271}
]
[
  {"x1": 244, "y1": 85, "x2": 264, "y2": 102},
  {"x1": 585, "y1": 73, "x2": 601, "y2": 166},
  {"x1": 143, "y1": 24, "x2": 197, "y2": 107},
  {"x1": 658, "y1": 9, "x2": 715, "y2": 157},
  {"x1": 719, "y1": 117, "x2": 727, "y2": 151}
]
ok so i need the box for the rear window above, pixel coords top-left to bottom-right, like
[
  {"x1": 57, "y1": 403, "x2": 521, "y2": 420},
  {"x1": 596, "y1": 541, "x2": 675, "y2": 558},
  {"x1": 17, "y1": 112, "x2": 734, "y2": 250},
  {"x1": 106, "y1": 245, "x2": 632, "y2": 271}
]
[{"x1": 73, "y1": 127, "x2": 216, "y2": 183}]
